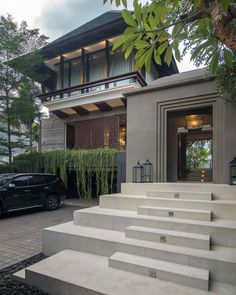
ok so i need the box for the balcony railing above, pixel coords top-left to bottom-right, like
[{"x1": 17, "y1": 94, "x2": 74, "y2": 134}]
[{"x1": 39, "y1": 71, "x2": 147, "y2": 103}]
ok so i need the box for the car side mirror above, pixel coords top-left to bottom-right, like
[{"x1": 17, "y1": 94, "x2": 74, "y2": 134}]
[{"x1": 8, "y1": 183, "x2": 15, "y2": 189}]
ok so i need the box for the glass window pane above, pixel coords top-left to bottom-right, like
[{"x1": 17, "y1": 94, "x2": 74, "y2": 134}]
[
  {"x1": 54, "y1": 64, "x2": 60, "y2": 90},
  {"x1": 12, "y1": 176, "x2": 29, "y2": 187},
  {"x1": 64, "y1": 62, "x2": 70, "y2": 88},
  {"x1": 87, "y1": 51, "x2": 105, "y2": 82},
  {"x1": 71, "y1": 58, "x2": 81, "y2": 86},
  {"x1": 29, "y1": 175, "x2": 46, "y2": 186}
]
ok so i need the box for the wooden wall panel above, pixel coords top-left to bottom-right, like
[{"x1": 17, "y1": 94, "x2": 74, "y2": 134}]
[{"x1": 75, "y1": 116, "x2": 119, "y2": 149}]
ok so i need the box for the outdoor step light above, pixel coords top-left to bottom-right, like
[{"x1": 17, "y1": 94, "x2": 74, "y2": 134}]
[
  {"x1": 142, "y1": 159, "x2": 153, "y2": 183},
  {"x1": 133, "y1": 161, "x2": 143, "y2": 183},
  {"x1": 230, "y1": 157, "x2": 236, "y2": 185},
  {"x1": 133, "y1": 160, "x2": 153, "y2": 183}
]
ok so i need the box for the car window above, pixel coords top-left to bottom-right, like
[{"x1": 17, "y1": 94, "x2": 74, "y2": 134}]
[
  {"x1": 29, "y1": 175, "x2": 46, "y2": 186},
  {"x1": 12, "y1": 176, "x2": 30, "y2": 187},
  {"x1": 45, "y1": 175, "x2": 57, "y2": 183},
  {"x1": 0, "y1": 176, "x2": 14, "y2": 187}
]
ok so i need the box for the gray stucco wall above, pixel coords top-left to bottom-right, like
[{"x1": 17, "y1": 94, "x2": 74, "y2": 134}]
[{"x1": 125, "y1": 69, "x2": 236, "y2": 184}]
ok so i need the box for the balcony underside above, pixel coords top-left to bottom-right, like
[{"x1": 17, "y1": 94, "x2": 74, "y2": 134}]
[{"x1": 40, "y1": 72, "x2": 146, "y2": 119}]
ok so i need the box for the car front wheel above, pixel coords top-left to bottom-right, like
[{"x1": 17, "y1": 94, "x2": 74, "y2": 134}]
[{"x1": 45, "y1": 195, "x2": 59, "y2": 211}]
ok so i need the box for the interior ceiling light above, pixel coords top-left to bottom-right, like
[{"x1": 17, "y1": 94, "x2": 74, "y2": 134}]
[{"x1": 185, "y1": 115, "x2": 204, "y2": 129}]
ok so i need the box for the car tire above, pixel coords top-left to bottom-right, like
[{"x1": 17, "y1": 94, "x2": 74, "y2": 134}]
[{"x1": 45, "y1": 195, "x2": 59, "y2": 211}]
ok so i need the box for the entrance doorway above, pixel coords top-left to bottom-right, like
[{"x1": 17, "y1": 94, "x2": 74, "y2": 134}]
[
  {"x1": 178, "y1": 130, "x2": 212, "y2": 181},
  {"x1": 167, "y1": 107, "x2": 213, "y2": 182}
]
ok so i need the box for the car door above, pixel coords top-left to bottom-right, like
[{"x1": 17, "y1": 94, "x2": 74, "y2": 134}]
[
  {"x1": 28, "y1": 175, "x2": 47, "y2": 205},
  {"x1": 5, "y1": 175, "x2": 31, "y2": 210}
]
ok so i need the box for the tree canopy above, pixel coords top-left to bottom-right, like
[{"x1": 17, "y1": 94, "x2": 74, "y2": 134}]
[
  {"x1": 104, "y1": 0, "x2": 236, "y2": 101},
  {"x1": 0, "y1": 15, "x2": 48, "y2": 165}
]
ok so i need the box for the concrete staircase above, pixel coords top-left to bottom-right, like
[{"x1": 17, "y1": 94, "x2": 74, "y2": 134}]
[{"x1": 14, "y1": 183, "x2": 236, "y2": 294}]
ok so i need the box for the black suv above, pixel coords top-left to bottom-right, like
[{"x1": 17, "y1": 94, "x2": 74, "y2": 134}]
[{"x1": 0, "y1": 173, "x2": 66, "y2": 216}]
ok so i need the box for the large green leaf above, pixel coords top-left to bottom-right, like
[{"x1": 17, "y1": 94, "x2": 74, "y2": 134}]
[
  {"x1": 209, "y1": 51, "x2": 220, "y2": 74},
  {"x1": 125, "y1": 42, "x2": 135, "y2": 59},
  {"x1": 122, "y1": 10, "x2": 137, "y2": 28},
  {"x1": 121, "y1": 0, "x2": 127, "y2": 8},
  {"x1": 112, "y1": 34, "x2": 135, "y2": 50},
  {"x1": 135, "y1": 39, "x2": 150, "y2": 49},
  {"x1": 134, "y1": 0, "x2": 142, "y2": 24},
  {"x1": 154, "y1": 48, "x2": 162, "y2": 65},
  {"x1": 157, "y1": 42, "x2": 169, "y2": 55},
  {"x1": 164, "y1": 46, "x2": 173, "y2": 65},
  {"x1": 224, "y1": 48, "x2": 234, "y2": 69}
]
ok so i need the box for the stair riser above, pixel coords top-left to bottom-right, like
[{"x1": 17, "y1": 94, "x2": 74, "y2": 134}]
[
  {"x1": 121, "y1": 183, "x2": 236, "y2": 200},
  {"x1": 100, "y1": 195, "x2": 236, "y2": 220},
  {"x1": 42, "y1": 229, "x2": 236, "y2": 285},
  {"x1": 109, "y1": 258, "x2": 209, "y2": 291},
  {"x1": 146, "y1": 191, "x2": 212, "y2": 200},
  {"x1": 125, "y1": 229, "x2": 210, "y2": 250},
  {"x1": 137, "y1": 207, "x2": 211, "y2": 221},
  {"x1": 25, "y1": 270, "x2": 103, "y2": 295},
  {"x1": 74, "y1": 211, "x2": 236, "y2": 248}
]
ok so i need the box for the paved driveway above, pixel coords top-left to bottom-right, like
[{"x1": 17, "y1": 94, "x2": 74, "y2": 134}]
[{"x1": 0, "y1": 204, "x2": 81, "y2": 270}]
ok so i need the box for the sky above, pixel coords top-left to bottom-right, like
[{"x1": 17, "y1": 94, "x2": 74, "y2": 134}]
[{"x1": 0, "y1": 0, "x2": 197, "y2": 72}]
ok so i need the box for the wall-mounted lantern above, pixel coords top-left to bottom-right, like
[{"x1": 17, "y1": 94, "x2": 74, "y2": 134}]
[
  {"x1": 230, "y1": 157, "x2": 236, "y2": 185},
  {"x1": 185, "y1": 114, "x2": 204, "y2": 129},
  {"x1": 142, "y1": 159, "x2": 153, "y2": 183},
  {"x1": 133, "y1": 161, "x2": 143, "y2": 183}
]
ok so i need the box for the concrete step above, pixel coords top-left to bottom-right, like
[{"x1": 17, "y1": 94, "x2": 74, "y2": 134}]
[
  {"x1": 74, "y1": 207, "x2": 236, "y2": 247},
  {"x1": 125, "y1": 226, "x2": 210, "y2": 250},
  {"x1": 100, "y1": 194, "x2": 236, "y2": 220},
  {"x1": 42, "y1": 222, "x2": 236, "y2": 285},
  {"x1": 137, "y1": 205, "x2": 212, "y2": 221},
  {"x1": 109, "y1": 252, "x2": 209, "y2": 290},
  {"x1": 13, "y1": 250, "x2": 236, "y2": 295},
  {"x1": 121, "y1": 183, "x2": 236, "y2": 200},
  {"x1": 146, "y1": 190, "x2": 212, "y2": 200}
]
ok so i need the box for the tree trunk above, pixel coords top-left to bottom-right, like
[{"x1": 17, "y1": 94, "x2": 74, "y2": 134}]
[{"x1": 204, "y1": 0, "x2": 236, "y2": 51}]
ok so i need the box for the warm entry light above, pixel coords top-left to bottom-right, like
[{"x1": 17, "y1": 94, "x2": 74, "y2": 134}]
[{"x1": 185, "y1": 115, "x2": 203, "y2": 129}]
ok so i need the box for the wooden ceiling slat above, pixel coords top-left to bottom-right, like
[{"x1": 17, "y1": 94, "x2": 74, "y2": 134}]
[
  {"x1": 51, "y1": 110, "x2": 69, "y2": 119},
  {"x1": 95, "y1": 102, "x2": 112, "y2": 112},
  {"x1": 72, "y1": 106, "x2": 90, "y2": 115}
]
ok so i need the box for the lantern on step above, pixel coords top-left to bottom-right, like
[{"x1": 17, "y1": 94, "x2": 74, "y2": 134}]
[
  {"x1": 142, "y1": 159, "x2": 153, "y2": 183},
  {"x1": 133, "y1": 161, "x2": 143, "y2": 183},
  {"x1": 230, "y1": 157, "x2": 236, "y2": 185}
]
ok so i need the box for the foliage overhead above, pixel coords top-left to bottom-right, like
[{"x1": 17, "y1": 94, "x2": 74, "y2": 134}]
[
  {"x1": 0, "y1": 148, "x2": 118, "y2": 200},
  {"x1": 104, "y1": 0, "x2": 236, "y2": 101}
]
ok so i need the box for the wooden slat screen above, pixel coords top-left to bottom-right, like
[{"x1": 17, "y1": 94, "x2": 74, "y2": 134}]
[{"x1": 75, "y1": 116, "x2": 119, "y2": 149}]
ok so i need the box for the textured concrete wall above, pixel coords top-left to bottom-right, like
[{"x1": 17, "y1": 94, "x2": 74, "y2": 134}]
[
  {"x1": 41, "y1": 116, "x2": 65, "y2": 151},
  {"x1": 125, "y1": 69, "x2": 236, "y2": 184}
]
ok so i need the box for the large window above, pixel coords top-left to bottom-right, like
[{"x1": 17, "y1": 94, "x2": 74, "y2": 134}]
[
  {"x1": 51, "y1": 45, "x2": 134, "y2": 91},
  {"x1": 87, "y1": 51, "x2": 105, "y2": 82}
]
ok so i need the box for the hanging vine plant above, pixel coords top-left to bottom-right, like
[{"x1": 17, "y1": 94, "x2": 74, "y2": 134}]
[{"x1": 10, "y1": 148, "x2": 118, "y2": 200}]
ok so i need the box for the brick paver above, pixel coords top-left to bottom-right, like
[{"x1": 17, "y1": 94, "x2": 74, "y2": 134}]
[{"x1": 0, "y1": 204, "x2": 81, "y2": 270}]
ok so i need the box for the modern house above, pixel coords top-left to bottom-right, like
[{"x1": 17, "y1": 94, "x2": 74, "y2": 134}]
[
  {"x1": 35, "y1": 11, "x2": 177, "y2": 153},
  {"x1": 13, "y1": 10, "x2": 236, "y2": 295},
  {"x1": 24, "y1": 11, "x2": 236, "y2": 186}
]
